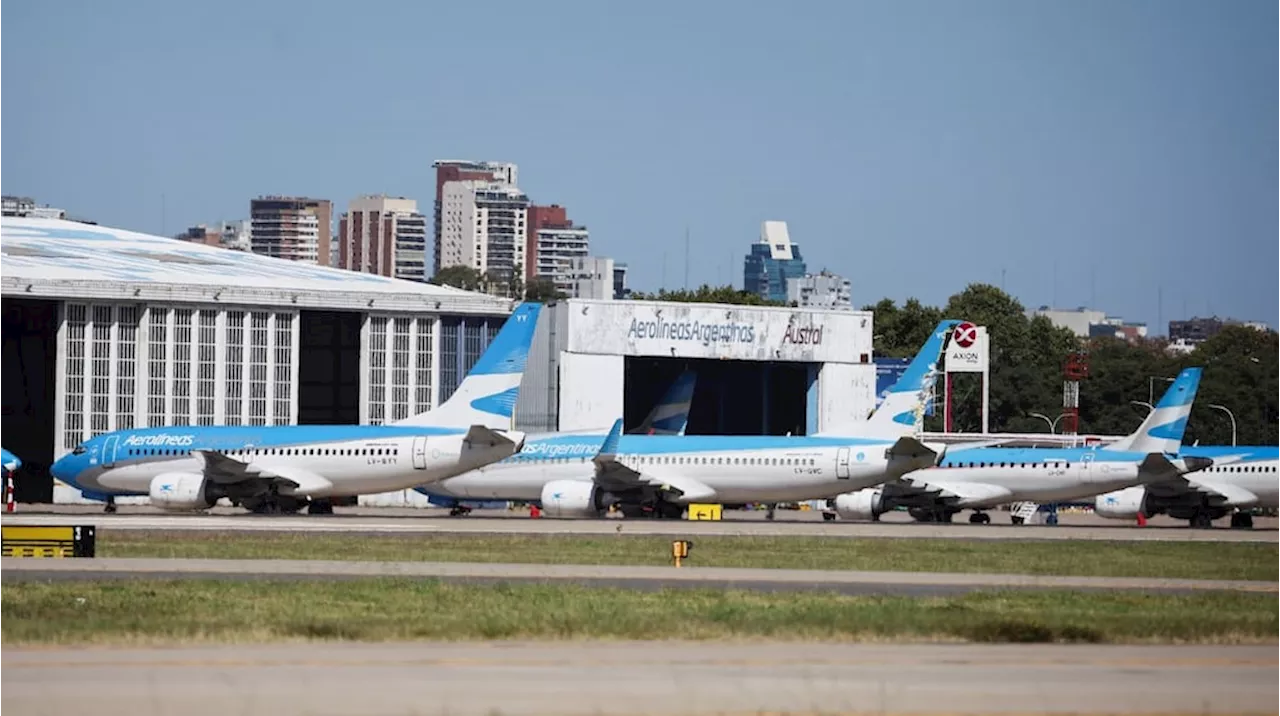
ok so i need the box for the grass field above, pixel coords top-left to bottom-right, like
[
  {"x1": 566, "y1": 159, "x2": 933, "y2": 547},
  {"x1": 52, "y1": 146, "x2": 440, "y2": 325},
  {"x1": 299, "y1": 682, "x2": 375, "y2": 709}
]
[
  {"x1": 5, "y1": 578, "x2": 1274, "y2": 648},
  {"x1": 3, "y1": 579, "x2": 1275, "y2": 646},
  {"x1": 99, "y1": 530, "x2": 1280, "y2": 581}
]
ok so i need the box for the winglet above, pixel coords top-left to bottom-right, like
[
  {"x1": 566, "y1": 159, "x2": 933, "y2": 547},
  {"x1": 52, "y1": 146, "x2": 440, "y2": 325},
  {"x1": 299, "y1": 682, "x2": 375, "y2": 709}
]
[
  {"x1": 1, "y1": 448, "x2": 21, "y2": 473},
  {"x1": 595, "y1": 418, "x2": 625, "y2": 463}
]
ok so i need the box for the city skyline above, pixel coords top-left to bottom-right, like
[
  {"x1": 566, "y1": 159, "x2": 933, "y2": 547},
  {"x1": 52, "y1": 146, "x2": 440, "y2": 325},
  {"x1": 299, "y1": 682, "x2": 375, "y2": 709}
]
[{"x1": 3, "y1": 0, "x2": 1275, "y2": 330}]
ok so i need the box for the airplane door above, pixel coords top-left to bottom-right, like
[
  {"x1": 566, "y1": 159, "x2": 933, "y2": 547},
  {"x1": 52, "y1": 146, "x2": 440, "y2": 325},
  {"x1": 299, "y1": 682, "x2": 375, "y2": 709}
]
[
  {"x1": 412, "y1": 436, "x2": 428, "y2": 470},
  {"x1": 102, "y1": 436, "x2": 119, "y2": 469},
  {"x1": 1079, "y1": 452, "x2": 1095, "y2": 482},
  {"x1": 836, "y1": 447, "x2": 851, "y2": 479}
]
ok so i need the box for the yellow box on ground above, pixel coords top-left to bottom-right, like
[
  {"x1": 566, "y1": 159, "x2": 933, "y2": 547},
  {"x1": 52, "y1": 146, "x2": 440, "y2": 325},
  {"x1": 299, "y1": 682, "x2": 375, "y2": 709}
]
[
  {"x1": 687, "y1": 503, "x2": 722, "y2": 521},
  {"x1": 1, "y1": 525, "x2": 96, "y2": 558}
]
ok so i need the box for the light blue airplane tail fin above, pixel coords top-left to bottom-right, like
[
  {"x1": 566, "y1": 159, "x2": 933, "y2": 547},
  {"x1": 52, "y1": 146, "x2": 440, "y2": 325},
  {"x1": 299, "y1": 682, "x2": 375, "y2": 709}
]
[
  {"x1": 632, "y1": 370, "x2": 697, "y2": 436},
  {"x1": 393, "y1": 302, "x2": 543, "y2": 430},
  {"x1": 1103, "y1": 366, "x2": 1203, "y2": 455},
  {"x1": 860, "y1": 320, "x2": 962, "y2": 438}
]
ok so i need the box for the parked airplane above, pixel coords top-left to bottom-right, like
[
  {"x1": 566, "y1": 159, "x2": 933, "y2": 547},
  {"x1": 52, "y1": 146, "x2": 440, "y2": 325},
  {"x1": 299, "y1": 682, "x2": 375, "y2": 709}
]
[
  {"x1": 49, "y1": 303, "x2": 543, "y2": 515},
  {"x1": 417, "y1": 369, "x2": 699, "y2": 515},
  {"x1": 829, "y1": 367, "x2": 1213, "y2": 524},
  {"x1": 419, "y1": 320, "x2": 962, "y2": 519},
  {"x1": 1094, "y1": 445, "x2": 1278, "y2": 529}
]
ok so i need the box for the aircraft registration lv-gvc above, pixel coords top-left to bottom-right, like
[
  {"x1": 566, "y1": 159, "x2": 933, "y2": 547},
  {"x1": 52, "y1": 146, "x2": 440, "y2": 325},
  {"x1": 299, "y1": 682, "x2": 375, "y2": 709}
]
[
  {"x1": 418, "y1": 320, "x2": 963, "y2": 519},
  {"x1": 49, "y1": 302, "x2": 543, "y2": 515},
  {"x1": 829, "y1": 367, "x2": 1214, "y2": 524}
]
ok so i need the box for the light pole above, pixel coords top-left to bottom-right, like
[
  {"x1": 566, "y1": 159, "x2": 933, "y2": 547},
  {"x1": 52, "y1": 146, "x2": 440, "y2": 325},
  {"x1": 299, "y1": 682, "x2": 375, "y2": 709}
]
[
  {"x1": 1030, "y1": 412, "x2": 1069, "y2": 434},
  {"x1": 1208, "y1": 404, "x2": 1236, "y2": 446}
]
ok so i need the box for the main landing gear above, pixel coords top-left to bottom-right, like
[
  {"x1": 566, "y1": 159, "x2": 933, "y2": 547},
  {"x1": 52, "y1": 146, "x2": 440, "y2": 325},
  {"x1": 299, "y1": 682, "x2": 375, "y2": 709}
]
[
  {"x1": 448, "y1": 505, "x2": 473, "y2": 517},
  {"x1": 968, "y1": 512, "x2": 991, "y2": 525},
  {"x1": 1229, "y1": 511, "x2": 1255, "y2": 529},
  {"x1": 103, "y1": 496, "x2": 117, "y2": 514}
]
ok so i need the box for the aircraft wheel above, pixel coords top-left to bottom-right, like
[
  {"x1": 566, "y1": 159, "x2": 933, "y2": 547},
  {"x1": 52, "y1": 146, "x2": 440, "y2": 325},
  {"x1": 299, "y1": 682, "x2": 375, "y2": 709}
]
[
  {"x1": 307, "y1": 500, "x2": 334, "y2": 515},
  {"x1": 1189, "y1": 512, "x2": 1214, "y2": 529},
  {"x1": 969, "y1": 512, "x2": 990, "y2": 525},
  {"x1": 822, "y1": 512, "x2": 836, "y2": 522}
]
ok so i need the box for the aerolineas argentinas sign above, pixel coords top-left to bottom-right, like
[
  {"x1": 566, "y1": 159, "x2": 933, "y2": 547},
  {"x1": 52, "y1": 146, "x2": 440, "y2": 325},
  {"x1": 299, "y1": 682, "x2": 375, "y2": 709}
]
[{"x1": 563, "y1": 301, "x2": 870, "y2": 362}]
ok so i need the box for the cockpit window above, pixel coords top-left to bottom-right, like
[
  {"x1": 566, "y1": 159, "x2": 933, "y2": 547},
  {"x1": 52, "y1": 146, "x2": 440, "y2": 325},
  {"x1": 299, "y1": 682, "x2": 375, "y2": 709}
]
[{"x1": 72, "y1": 446, "x2": 88, "y2": 455}]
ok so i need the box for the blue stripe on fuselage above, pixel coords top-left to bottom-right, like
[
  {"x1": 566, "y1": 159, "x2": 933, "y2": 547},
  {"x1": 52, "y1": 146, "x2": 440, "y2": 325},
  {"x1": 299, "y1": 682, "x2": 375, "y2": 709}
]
[
  {"x1": 104, "y1": 425, "x2": 467, "y2": 452},
  {"x1": 939, "y1": 446, "x2": 1156, "y2": 466},
  {"x1": 503, "y1": 433, "x2": 894, "y2": 463},
  {"x1": 1178, "y1": 445, "x2": 1278, "y2": 462}
]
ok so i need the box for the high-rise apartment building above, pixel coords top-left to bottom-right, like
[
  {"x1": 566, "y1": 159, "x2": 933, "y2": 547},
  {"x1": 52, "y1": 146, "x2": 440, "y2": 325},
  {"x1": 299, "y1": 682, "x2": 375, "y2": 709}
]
[
  {"x1": 249, "y1": 196, "x2": 332, "y2": 266},
  {"x1": 527, "y1": 204, "x2": 590, "y2": 292},
  {"x1": 174, "y1": 220, "x2": 251, "y2": 251},
  {"x1": 431, "y1": 160, "x2": 518, "y2": 276},
  {"x1": 786, "y1": 270, "x2": 852, "y2": 310},
  {"x1": 438, "y1": 180, "x2": 529, "y2": 285},
  {"x1": 338, "y1": 195, "x2": 428, "y2": 282},
  {"x1": 743, "y1": 220, "x2": 806, "y2": 304}
]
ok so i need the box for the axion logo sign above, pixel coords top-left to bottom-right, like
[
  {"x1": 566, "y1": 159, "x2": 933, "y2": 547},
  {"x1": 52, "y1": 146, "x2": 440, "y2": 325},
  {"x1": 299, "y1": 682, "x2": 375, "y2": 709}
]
[
  {"x1": 123, "y1": 434, "x2": 196, "y2": 447},
  {"x1": 783, "y1": 324, "x2": 824, "y2": 345},
  {"x1": 952, "y1": 322, "x2": 978, "y2": 348}
]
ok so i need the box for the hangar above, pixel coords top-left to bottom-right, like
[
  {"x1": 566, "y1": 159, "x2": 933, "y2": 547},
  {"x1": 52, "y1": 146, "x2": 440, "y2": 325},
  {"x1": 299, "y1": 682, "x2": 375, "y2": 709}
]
[
  {"x1": 1, "y1": 217, "x2": 514, "y2": 503},
  {"x1": 515, "y1": 299, "x2": 876, "y2": 437},
  {"x1": 2, "y1": 217, "x2": 877, "y2": 509}
]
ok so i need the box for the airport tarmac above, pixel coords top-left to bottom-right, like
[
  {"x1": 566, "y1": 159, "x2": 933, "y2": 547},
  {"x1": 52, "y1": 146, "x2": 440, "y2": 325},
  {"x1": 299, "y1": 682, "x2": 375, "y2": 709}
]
[
  {"x1": 4, "y1": 507, "x2": 1276, "y2": 542},
  {"x1": 3, "y1": 641, "x2": 1275, "y2": 716},
  {"x1": 4, "y1": 557, "x2": 1273, "y2": 595}
]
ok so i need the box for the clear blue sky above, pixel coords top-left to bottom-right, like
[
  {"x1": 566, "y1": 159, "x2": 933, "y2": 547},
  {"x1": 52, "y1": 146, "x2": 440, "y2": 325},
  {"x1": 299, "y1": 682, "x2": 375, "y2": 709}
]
[{"x1": 4, "y1": 0, "x2": 1276, "y2": 331}]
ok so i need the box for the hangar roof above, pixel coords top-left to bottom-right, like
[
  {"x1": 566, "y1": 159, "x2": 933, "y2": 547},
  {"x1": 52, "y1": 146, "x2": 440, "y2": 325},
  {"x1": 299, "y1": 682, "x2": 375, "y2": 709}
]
[{"x1": 0, "y1": 217, "x2": 512, "y2": 315}]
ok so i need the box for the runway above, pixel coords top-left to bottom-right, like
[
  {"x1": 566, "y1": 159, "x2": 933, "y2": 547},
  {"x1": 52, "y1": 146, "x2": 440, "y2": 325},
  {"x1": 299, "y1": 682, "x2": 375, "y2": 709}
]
[
  {"x1": 4, "y1": 509, "x2": 1276, "y2": 542},
  {"x1": 3, "y1": 641, "x2": 1275, "y2": 716},
  {"x1": 4, "y1": 557, "x2": 1273, "y2": 595}
]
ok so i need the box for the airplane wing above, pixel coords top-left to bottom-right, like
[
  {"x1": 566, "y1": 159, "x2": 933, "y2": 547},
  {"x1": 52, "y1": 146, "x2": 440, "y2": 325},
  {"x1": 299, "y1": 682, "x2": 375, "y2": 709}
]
[
  {"x1": 881, "y1": 474, "x2": 1014, "y2": 508},
  {"x1": 192, "y1": 450, "x2": 334, "y2": 496},
  {"x1": 590, "y1": 418, "x2": 717, "y2": 502}
]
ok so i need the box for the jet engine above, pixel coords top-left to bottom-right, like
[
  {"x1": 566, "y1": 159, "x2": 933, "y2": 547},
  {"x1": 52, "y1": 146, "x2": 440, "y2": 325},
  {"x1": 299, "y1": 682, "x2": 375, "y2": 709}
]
[
  {"x1": 1094, "y1": 486, "x2": 1147, "y2": 520},
  {"x1": 539, "y1": 480, "x2": 602, "y2": 518},
  {"x1": 832, "y1": 488, "x2": 885, "y2": 521},
  {"x1": 149, "y1": 473, "x2": 216, "y2": 512}
]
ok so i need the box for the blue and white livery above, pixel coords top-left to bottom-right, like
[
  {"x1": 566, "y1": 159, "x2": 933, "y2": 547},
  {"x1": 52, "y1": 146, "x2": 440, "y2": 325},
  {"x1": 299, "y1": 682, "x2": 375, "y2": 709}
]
[
  {"x1": 424, "y1": 321, "x2": 962, "y2": 519},
  {"x1": 1095, "y1": 445, "x2": 1278, "y2": 529},
  {"x1": 831, "y1": 367, "x2": 1214, "y2": 524},
  {"x1": 49, "y1": 303, "x2": 543, "y2": 514},
  {"x1": 417, "y1": 369, "x2": 698, "y2": 514},
  {"x1": 1, "y1": 448, "x2": 20, "y2": 474}
]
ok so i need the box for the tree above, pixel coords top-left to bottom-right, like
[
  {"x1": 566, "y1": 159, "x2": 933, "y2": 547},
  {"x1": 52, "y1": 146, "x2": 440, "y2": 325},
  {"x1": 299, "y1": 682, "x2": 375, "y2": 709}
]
[
  {"x1": 429, "y1": 265, "x2": 484, "y2": 292},
  {"x1": 525, "y1": 277, "x2": 566, "y2": 302},
  {"x1": 630, "y1": 284, "x2": 786, "y2": 306}
]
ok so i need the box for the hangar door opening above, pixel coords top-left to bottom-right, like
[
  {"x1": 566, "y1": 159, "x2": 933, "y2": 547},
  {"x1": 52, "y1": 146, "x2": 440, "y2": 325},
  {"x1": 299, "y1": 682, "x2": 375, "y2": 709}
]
[
  {"x1": 1, "y1": 298, "x2": 58, "y2": 502},
  {"x1": 624, "y1": 357, "x2": 811, "y2": 436},
  {"x1": 298, "y1": 311, "x2": 361, "y2": 425}
]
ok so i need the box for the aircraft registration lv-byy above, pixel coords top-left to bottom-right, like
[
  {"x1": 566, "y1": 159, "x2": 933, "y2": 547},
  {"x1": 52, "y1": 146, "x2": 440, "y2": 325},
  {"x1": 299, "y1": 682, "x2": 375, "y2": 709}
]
[
  {"x1": 829, "y1": 367, "x2": 1215, "y2": 524},
  {"x1": 1094, "y1": 444, "x2": 1278, "y2": 529},
  {"x1": 49, "y1": 302, "x2": 543, "y2": 515},
  {"x1": 421, "y1": 320, "x2": 963, "y2": 519},
  {"x1": 416, "y1": 369, "x2": 699, "y2": 515}
]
